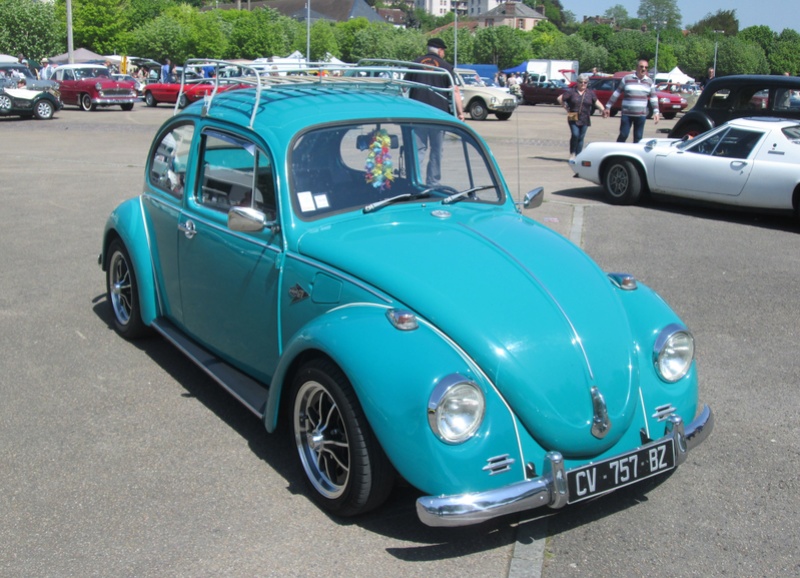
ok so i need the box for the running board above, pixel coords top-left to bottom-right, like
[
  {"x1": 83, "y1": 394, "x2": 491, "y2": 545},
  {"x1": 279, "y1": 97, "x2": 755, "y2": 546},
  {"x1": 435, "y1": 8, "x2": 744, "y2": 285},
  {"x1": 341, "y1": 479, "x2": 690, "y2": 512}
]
[{"x1": 151, "y1": 319, "x2": 269, "y2": 418}]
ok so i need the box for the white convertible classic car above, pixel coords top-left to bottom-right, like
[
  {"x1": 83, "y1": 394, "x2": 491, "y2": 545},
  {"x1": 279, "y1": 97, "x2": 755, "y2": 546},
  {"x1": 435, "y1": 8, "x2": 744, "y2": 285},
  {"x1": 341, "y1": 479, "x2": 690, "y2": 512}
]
[{"x1": 570, "y1": 117, "x2": 800, "y2": 219}]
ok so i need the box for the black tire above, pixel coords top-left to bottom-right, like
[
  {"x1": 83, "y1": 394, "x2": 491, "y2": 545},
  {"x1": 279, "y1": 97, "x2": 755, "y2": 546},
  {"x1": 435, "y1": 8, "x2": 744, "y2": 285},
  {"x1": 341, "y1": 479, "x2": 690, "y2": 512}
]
[
  {"x1": 80, "y1": 93, "x2": 96, "y2": 111},
  {"x1": 662, "y1": 112, "x2": 676, "y2": 120},
  {"x1": 34, "y1": 99, "x2": 54, "y2": 120},
  {"x1": 178, "y1": 94, "x2": 188, "y2": 108},
  {"x1": 290, "y1": 359, "x2": 395, "y2": 517},
  {"x1": 672, "y1": 123, "x2": 704, "y2": 139},
  {"x1": 469, "y1": 99, "x2": 489, "y2": 121},
  {"x1": 610, "y1": 109, "x2": 618, "y2": 117},
  {"x1": 603, "y1": 159, "x2": 643, "y2": 205},
  {"x1": 120, "y1": 103, "x2": 134, "y2": 111},
  {"x1": 495, "y1": 112, "x2": 512, "y2": 121},
  {"x1": 144, "y1": 91, "x2": 156, "y2": 107},
  {"x1": 106, "y1": 239, "x2": 148, "y2": 339}
]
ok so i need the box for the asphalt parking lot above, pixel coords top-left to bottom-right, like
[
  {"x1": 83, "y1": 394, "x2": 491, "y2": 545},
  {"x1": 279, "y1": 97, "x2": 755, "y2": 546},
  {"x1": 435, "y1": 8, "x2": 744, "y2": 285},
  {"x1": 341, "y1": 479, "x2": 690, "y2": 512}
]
[{"x1": 1, "y1": 100, "x2": 799, "y2": 577}]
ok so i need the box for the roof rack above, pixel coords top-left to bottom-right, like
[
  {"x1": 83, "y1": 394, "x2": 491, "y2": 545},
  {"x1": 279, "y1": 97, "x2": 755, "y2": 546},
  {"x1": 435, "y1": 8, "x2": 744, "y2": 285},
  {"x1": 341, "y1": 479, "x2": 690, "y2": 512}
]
[{"x1": 177, "y1": 58, "x2": 458, "y2": 128}]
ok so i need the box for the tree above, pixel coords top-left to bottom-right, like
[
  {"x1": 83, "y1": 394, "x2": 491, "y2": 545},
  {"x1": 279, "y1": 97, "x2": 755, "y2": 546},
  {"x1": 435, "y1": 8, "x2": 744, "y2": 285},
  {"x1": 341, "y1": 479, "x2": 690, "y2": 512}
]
[
  {"x1": 309, "y1": 20, "x2": 339, "y2": 62},
  {"x1": 637, "y1": 0, "x2": 681, "y2": 30},
  {"x1": 541, "y1": 34, "x2": 609, "y2": 73},
  {"x1": 768, "y1": 30, "x2": 800, "y2": 75},
  {"x1": 739, "y1": 25, "x2": 776, "y2": 55},
  {"x1": 0, "y1": 0, "x2": 63, "y2": 61},
  {"x1": 66, "y1": 0, "x2": 128, "y2": 54},
  {"x1": 472, "y1": 26, "x2": 531, "y2": 69},
  {"x1": 334, "y1": 17, "x2": 372, "y2": 63},
  {"x1": 687, "y1": 9, "x2": 738, "y2": 36},
  {"x1": 529, "y1": 20, "x2": 563, "y2": 56},
  {"x1": 604, "y1": 4, "x2": 630, "y2": 25}
]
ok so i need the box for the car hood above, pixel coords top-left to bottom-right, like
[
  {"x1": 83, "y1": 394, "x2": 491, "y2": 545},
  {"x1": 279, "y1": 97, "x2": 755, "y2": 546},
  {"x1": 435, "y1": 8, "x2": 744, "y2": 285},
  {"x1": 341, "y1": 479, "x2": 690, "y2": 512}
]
[{"x1": 297, "y1": 207, "x2": 640, "y2": 457}]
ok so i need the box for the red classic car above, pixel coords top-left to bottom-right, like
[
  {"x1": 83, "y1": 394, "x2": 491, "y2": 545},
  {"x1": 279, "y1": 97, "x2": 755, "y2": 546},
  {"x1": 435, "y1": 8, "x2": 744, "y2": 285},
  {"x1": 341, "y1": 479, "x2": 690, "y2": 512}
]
[
  {"x1": 53, "y1": 64, "x2": 139, "y2": 111},
  {"x1": 520, "y1": 80, "x2": 569, "y2": 105},
  {"x1": 589, "y1": 72, "x2": 687, "y2": 119},
  {"x1": 143, "y1": 78, "x2": 246, "y2": 108}
]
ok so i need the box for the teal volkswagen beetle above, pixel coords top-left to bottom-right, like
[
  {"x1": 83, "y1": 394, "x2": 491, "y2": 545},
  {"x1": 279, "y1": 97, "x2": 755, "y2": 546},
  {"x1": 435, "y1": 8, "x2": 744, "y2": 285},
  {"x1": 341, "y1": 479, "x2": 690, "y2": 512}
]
[{"x1": 100, "y1": 60, "x2": 712, "y2": 527}]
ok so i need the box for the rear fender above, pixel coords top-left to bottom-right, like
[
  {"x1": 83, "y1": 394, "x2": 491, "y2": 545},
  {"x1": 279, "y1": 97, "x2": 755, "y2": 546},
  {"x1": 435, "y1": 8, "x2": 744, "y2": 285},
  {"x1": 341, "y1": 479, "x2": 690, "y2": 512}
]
[
  {"x1": 101, "y1": 197, "x2": 159, "y2": 325},
  {"x1": 265, "y1": 303, "x2": 525, "y2": 495}
]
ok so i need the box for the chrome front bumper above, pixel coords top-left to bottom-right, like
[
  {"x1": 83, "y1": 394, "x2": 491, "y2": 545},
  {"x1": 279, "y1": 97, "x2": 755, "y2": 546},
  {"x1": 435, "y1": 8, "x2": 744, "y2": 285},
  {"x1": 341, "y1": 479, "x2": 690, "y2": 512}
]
[{"x1": 416, "y1": 405, "x2": 713, "y2": 527}]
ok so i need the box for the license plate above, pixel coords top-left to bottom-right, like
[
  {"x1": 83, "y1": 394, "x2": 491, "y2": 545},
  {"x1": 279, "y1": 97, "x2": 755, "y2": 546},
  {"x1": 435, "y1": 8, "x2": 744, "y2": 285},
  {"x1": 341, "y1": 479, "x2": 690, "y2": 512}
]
[
  {"x1": 566, "y1": 439, "x2": 675, "y2": 504},
  {"x1": 672, "y1": 104, "x2": 681, "y2": 108}
]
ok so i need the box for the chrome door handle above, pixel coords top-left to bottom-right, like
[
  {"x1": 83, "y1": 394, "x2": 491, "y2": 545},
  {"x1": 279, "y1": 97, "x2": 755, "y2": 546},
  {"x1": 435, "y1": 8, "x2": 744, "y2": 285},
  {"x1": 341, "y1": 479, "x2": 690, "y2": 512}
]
[{"x1": 178, "y1": 220, "x2": 196, "y2": 239}]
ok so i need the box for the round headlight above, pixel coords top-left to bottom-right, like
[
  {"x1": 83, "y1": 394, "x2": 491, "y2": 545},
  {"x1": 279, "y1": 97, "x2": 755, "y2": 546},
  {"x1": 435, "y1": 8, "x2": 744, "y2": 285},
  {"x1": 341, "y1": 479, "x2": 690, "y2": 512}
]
[
  {"x1": 654, "y1": 324, "x2": 694, "y2": 382},
  {"x1": 428, "y1": 375, "x2": 485, "y2": 444},
  {"x1": 95, "y1": 82, "x2": 102, "y2": 91}
]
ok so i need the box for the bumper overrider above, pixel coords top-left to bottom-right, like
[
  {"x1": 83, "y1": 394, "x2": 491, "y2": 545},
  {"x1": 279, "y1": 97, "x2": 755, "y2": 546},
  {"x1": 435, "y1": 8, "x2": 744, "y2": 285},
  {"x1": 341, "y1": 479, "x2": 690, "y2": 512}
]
[{"x1": 417, "y1": 405, "x2": 713, "y2": 527}]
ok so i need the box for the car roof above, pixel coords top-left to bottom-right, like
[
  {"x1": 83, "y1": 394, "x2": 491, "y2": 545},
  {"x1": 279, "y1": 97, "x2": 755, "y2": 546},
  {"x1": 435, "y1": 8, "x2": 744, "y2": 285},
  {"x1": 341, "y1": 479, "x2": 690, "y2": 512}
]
[
  {"x1": 704, "y1": 74, "x2": 800, "y2": 90},
  {"x1": 724, "y1": 116, "x2": 800, "y2": 129},
  {"x1": 175, "y1": 59, "x2": 459, "y2": 142},
  {"x1": 57, "y1": 63, "x2": 108, "y2": 70}
]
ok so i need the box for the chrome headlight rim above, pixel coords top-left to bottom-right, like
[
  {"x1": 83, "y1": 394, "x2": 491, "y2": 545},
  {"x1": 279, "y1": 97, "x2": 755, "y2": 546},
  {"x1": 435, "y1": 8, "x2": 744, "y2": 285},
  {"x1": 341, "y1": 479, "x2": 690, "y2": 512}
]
[
  {"x1": 427, "y1": 374, "x2": 485, "y2": 445},
  {"x1": 653, "y1": 323, "x2": 695, "y2": 383}
]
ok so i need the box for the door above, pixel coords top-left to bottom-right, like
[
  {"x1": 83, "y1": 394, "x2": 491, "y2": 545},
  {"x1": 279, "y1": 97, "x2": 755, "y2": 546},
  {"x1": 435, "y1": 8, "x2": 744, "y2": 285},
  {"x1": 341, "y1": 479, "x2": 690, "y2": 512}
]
[
  {"x1": 177, "y1": 128, "x2": 281, "y2": 383},
  {"x1": 142, "y1": 121, "x2": 196, "y2": 324},
  {"x1": 653, "y1": 126, "x2": 763, "y2": 198}
]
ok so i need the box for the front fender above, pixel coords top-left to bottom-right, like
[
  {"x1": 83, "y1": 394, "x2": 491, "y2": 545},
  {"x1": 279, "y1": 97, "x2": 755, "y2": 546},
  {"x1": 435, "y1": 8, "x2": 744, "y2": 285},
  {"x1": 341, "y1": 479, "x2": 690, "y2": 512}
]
[
  {"x1": 265, "y1": 303, "x2": 526, "y2": 496},
  {"x1": 101, "y1": 197, "x2": 159, "y2": 325}
]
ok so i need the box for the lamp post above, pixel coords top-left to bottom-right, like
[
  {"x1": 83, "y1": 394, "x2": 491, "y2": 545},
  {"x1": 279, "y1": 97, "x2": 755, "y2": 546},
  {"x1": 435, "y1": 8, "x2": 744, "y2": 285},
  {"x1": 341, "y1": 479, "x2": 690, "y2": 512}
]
[
  {"x1": 653, "y1": 21, "x2": 666, "y2": 78},
  {"x1": 712, "y1": 30, "x2": 724, "y2": 76},
  {"x1": 306, "y1": 1, "x2": 311, "y2": 63},
  {"x1": 454, "y1": 2, "x2": 458, "y2": 67}
]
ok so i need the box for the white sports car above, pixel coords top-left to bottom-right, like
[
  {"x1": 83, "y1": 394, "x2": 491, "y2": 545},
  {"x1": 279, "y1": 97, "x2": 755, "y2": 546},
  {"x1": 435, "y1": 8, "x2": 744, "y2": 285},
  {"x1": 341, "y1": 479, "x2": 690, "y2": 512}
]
[{"x1": 570, "y1": 117, "x2": 800, "y2": 218}]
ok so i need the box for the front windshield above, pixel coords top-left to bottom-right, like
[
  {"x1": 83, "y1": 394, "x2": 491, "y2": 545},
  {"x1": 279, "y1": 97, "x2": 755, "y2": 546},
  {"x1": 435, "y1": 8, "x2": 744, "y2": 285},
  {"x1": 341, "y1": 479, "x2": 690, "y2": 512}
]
[{"x1": 290, "y1": 121, "x2": 503, "y2": 219}]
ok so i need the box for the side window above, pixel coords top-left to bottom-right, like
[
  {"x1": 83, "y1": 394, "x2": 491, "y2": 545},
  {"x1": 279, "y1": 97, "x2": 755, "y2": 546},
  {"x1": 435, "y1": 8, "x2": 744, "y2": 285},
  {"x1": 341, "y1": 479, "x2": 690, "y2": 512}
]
[
  {"x1": 197, "y1": 130, "x2": 276, "y2": 220},
  {"x1": 686, "y1": 128, "x2": 762, "y2": 159},
  {"x1": 711, "y1": 128, "x2": 763, "y2": 159},
  {"x1": 149, "y1": 123, "x2": 195, "y2": 199},
  {"x1": 705, "y1": 89, "x2": 730, "y2": 109}
]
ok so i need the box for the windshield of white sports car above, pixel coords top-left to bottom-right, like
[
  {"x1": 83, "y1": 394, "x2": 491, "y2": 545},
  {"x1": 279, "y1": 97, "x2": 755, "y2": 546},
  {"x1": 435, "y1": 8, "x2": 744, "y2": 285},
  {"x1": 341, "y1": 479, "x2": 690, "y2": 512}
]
[{"x1": 290, "y1": 121, "x2": 503, "y2": 219}]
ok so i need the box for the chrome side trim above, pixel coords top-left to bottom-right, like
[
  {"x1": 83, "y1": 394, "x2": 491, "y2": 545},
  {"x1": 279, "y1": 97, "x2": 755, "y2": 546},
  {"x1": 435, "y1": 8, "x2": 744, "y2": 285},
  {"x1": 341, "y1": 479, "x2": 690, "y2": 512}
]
[{"x1": 416, "y1": 405, "x2": 713, "y2": 527}]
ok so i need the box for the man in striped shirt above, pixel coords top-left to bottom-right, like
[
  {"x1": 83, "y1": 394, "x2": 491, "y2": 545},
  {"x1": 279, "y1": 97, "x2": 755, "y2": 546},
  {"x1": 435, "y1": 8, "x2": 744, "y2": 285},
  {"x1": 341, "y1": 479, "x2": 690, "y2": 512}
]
[{"x1": 603, "y1": 58, "x2": 660, "y2": 143}]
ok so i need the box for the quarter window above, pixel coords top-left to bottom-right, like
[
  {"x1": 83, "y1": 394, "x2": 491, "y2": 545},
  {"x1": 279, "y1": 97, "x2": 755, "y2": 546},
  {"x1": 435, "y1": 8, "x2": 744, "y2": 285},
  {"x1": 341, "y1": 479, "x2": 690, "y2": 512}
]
[{"x1": 149, "y1": 123, "x2": 195, "y2": 199}]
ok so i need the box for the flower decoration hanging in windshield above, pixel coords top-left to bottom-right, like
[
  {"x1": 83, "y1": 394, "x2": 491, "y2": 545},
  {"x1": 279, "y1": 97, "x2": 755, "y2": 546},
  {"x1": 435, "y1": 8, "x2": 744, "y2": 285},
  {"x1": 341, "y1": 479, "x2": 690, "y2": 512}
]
[{"x1": 364, "y1": 129, "x2": 394, "y2": 191}]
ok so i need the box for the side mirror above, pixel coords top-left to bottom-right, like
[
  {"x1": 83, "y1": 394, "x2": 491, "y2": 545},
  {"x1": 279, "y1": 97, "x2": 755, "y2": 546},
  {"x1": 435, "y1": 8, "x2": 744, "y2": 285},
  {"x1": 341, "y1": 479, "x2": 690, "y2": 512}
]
[
  {"x1": 522, "y1": 187, "x2": 544, "y2": 210},
  {"x1": 228, "y1": 206, "x2": 277, "y2": 233}
]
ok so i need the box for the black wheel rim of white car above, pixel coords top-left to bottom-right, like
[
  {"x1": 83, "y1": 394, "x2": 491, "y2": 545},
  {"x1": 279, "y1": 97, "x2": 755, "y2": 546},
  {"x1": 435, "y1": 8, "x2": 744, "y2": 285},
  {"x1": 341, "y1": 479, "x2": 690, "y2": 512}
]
[{"x1": 294, "y1": 380, "x2": 350, "y2": 499}]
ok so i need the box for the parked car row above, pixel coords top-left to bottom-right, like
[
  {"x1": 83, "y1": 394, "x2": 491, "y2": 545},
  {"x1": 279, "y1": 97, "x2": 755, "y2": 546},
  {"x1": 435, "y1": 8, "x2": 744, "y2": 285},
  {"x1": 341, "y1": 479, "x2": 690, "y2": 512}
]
[{"x1": 588, "y1": 72, "x2": 688, "y2": 119}]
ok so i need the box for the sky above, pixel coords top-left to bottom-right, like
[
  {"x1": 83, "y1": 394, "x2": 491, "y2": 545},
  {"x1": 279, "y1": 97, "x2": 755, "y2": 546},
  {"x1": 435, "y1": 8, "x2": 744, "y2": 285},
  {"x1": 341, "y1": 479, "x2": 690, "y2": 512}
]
[{"x1": 565, "y1": 0, "x2": 799, "y2": 34}]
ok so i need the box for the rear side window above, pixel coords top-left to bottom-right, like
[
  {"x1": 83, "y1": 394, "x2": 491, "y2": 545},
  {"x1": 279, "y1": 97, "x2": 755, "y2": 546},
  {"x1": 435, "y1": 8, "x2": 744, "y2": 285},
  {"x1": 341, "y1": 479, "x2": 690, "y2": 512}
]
[{"x1": 149, "y1": 123, "x2": 195, "y2": 199}]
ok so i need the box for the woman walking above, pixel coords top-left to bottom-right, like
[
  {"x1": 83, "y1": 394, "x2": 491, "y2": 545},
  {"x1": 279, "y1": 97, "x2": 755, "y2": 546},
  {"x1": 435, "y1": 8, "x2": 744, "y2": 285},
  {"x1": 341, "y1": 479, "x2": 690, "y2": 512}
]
[{"x1": 557, "y1": 75, "x2": 605, "y2": 159}]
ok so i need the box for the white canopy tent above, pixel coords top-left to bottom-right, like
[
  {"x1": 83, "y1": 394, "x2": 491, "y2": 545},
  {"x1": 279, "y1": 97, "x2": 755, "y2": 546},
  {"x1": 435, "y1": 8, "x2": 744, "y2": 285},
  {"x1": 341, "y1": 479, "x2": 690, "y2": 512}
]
[{"x1": 654, "y1": 66, "x2": 695, "y2": 84}]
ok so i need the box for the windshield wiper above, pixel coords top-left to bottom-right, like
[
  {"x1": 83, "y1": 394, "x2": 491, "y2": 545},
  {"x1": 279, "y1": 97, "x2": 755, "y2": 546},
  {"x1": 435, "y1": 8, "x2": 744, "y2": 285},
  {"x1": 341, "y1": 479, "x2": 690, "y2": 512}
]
[
  {"x1": 442, "y1": 185, "x2": 496, "y2": 205},
  {"x1": 363, "y1": 191, "x2": 430, "y2": 213}
]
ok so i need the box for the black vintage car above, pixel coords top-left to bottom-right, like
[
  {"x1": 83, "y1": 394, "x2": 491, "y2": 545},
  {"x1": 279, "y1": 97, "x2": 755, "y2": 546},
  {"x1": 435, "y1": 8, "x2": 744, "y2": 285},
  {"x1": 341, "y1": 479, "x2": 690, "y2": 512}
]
[
  {"x1": 669, "y1": 75, "x2": 800, "y2": 138},
  {"x1": 0, "y1": 78, "x2": 62, "y2": 120}
]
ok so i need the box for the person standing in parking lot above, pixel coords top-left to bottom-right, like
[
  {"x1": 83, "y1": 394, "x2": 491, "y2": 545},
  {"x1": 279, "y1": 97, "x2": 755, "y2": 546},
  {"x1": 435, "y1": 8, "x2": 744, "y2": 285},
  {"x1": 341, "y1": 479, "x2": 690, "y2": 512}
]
[
  {"x1": 406, "y1": 37, "x2": 464, "y2": 185},
  {"x1": 161, "y1": 58, "x2": 171, "y2": 83},
  {"x1": 603, "y1": 58, "x2": 659, "y2": 143},
  {"x1": 557, "y1": 74, "x2": 606, "y2": 158}
]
